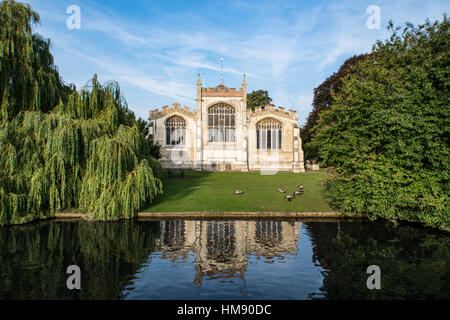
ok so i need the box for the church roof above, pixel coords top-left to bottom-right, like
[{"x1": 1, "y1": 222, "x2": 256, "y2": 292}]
[{"x1": 214, "y1": 83, "x2": 230, "y2": 91}]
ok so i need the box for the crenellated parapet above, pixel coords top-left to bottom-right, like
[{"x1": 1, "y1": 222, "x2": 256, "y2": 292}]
[
  {"x1": 201, "y1": 86, "x2": 243, "y2": 97},
  {"x1": 247, "y1": 104, "x2": 297, "y2": 121},
  {"x1": 148, "y1": 73, "x2": 304, "y2": 173},
  {"x1": 149, "y1": 103, "x2": 198, "y2": 120}
]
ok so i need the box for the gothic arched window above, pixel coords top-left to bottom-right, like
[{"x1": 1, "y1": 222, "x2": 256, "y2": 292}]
[
  {"x1": 207, "y1": 103, "x2": 235, "y2": 143},
  {"x1": 165, "y1": 115, "x2": 186, "y2": 145},
  {"x1": 257, "y1": 118, "x2": 282, "y2": 150}
]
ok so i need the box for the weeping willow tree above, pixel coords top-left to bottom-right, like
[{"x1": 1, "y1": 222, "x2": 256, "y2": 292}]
[{"x1": 0, "y1": 1, "x2": 162, "y2": 225}]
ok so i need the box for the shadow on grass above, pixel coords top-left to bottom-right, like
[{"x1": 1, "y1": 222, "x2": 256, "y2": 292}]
[
  {"x1": 143, "y1": 170, "x2": 333, "y2": 212},
  {"x1": 145, "y1": 170, "x2": 212, "y2": 211}
]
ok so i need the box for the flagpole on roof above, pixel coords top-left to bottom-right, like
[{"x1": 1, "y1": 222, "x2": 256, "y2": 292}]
[{"x1": 220, "y1": 58, "x2": 224, "y2": 85}]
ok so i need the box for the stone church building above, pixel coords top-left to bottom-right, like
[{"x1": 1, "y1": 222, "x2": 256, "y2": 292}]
[{"x1": 148, "y1": 75, "x2": 305, "y2": 172}]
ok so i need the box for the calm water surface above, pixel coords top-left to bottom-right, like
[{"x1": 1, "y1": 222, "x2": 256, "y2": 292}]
[{"x1": 0, "y1": 218, "x2": 449, "y2": 299}]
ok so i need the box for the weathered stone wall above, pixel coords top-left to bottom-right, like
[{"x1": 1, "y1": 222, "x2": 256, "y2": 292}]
[
  {"x1": 150, "y1": 103, "x2": 197, "y2": 169},
  {"x1": 149, "y1": 76, "x2": 305, "y2": 173},
  {"x1": 199, "y1": 96, "x2": 248, "y2": 171},
  {"x1": 247, "y1": 105, "x2": 305, "y2": 172}
]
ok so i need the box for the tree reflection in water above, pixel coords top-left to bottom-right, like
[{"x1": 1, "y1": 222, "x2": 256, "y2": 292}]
[
  {"x1": 0, "y1": 220, "x2": 160, "y2": 299},
  {"x1": 0, "y1": 219, "x2": 448, "y2": 299},
  {"x1": 305, "y1": 221, "x2": 450, "y2": 299}
]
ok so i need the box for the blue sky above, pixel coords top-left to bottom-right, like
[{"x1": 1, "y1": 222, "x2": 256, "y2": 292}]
[{"x1": 27, "y1": 0, "x2": 449, "y2": 125}]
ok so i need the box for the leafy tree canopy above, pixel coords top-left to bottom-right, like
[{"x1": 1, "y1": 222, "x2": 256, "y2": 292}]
[
  {"x1": 311, "y1": 16, "x2": 450, "y2": 228},
  {"x1": 302, "y1": 54, "x2": 370, "y2": 160},
  {"x1": 247, "y1": 89, "x2": 272, "y2": 110}
]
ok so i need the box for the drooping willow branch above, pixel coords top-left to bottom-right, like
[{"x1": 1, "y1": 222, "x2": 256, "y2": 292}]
[{"x1": 0, "y1": 1, "x2": 162, "y2": 225}]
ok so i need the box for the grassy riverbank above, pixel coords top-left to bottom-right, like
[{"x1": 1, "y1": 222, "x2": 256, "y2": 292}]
[{"x1": 142, "y1": 171, "x2": 332, "y2": 212}]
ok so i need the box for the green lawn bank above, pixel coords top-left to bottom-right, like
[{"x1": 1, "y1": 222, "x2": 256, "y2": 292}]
[{"x1": 142, "y1": 171, "x2": 332, "y2": 212}]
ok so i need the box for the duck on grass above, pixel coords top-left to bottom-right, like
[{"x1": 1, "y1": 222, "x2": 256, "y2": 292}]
[{"x1": 144, "y1": 171, "x2": 330, "y2": 212}]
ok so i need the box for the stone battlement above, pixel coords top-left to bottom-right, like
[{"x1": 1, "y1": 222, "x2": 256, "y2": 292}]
[
  {"x1": 201, "y1": 86, "x2": 243, "y2": 97},
  {"x1": 150, "y1": 103, "x2": 197, "y2": 120},
  {"x1": 248, "y1": 104, "x2": 297, "y2": 120}
]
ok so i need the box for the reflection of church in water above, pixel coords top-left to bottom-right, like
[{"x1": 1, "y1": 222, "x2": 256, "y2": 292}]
[{"x1": 155, "y1": 220, "x2": 302, "y2": 287}]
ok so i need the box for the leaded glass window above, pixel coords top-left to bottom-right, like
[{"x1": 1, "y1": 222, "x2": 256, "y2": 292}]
[
  {"x1": 207, "y1": 104, "x2": 235, "y2": 143},
  {"x1": 165, "y1": 115, "x2": 186, "y2": 145},
  {"x1": 256, "y1": 118, "x2": 282, "y2": 150}
]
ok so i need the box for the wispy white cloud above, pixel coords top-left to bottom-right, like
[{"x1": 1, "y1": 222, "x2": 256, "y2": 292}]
[
  {"x1": 71, "y1": 50, "x2": 195, "y2": 103},
  {"x1": 29, "y1": 0, "x2": 450, "y2": 124}
]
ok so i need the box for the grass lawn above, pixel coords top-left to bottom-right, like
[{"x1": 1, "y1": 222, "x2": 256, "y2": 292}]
[{"x1": 143, "y1": 171, "x2": 332, "y2": 212}]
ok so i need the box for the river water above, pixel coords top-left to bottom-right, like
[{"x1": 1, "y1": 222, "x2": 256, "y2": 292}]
[{"x1": 0, "y1": 218, "x2": 448, "y2": 299}]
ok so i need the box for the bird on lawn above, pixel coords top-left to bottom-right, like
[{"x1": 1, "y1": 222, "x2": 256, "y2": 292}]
[
  {"x1": 298, "y1": 184, "x2": 304, "y2": 189},
  {"x1": 285, "y1": 194, "x2": 295, "y2": 201},
  {"x1": 234, "y1": 190, "x2": 243, "y2": 195},
  {"x1": 278, "y1": 188, "x2": 285, "y2": 193},
  {"x1": 294, "y1": 190, "x2": 303, "y2": 196}
]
